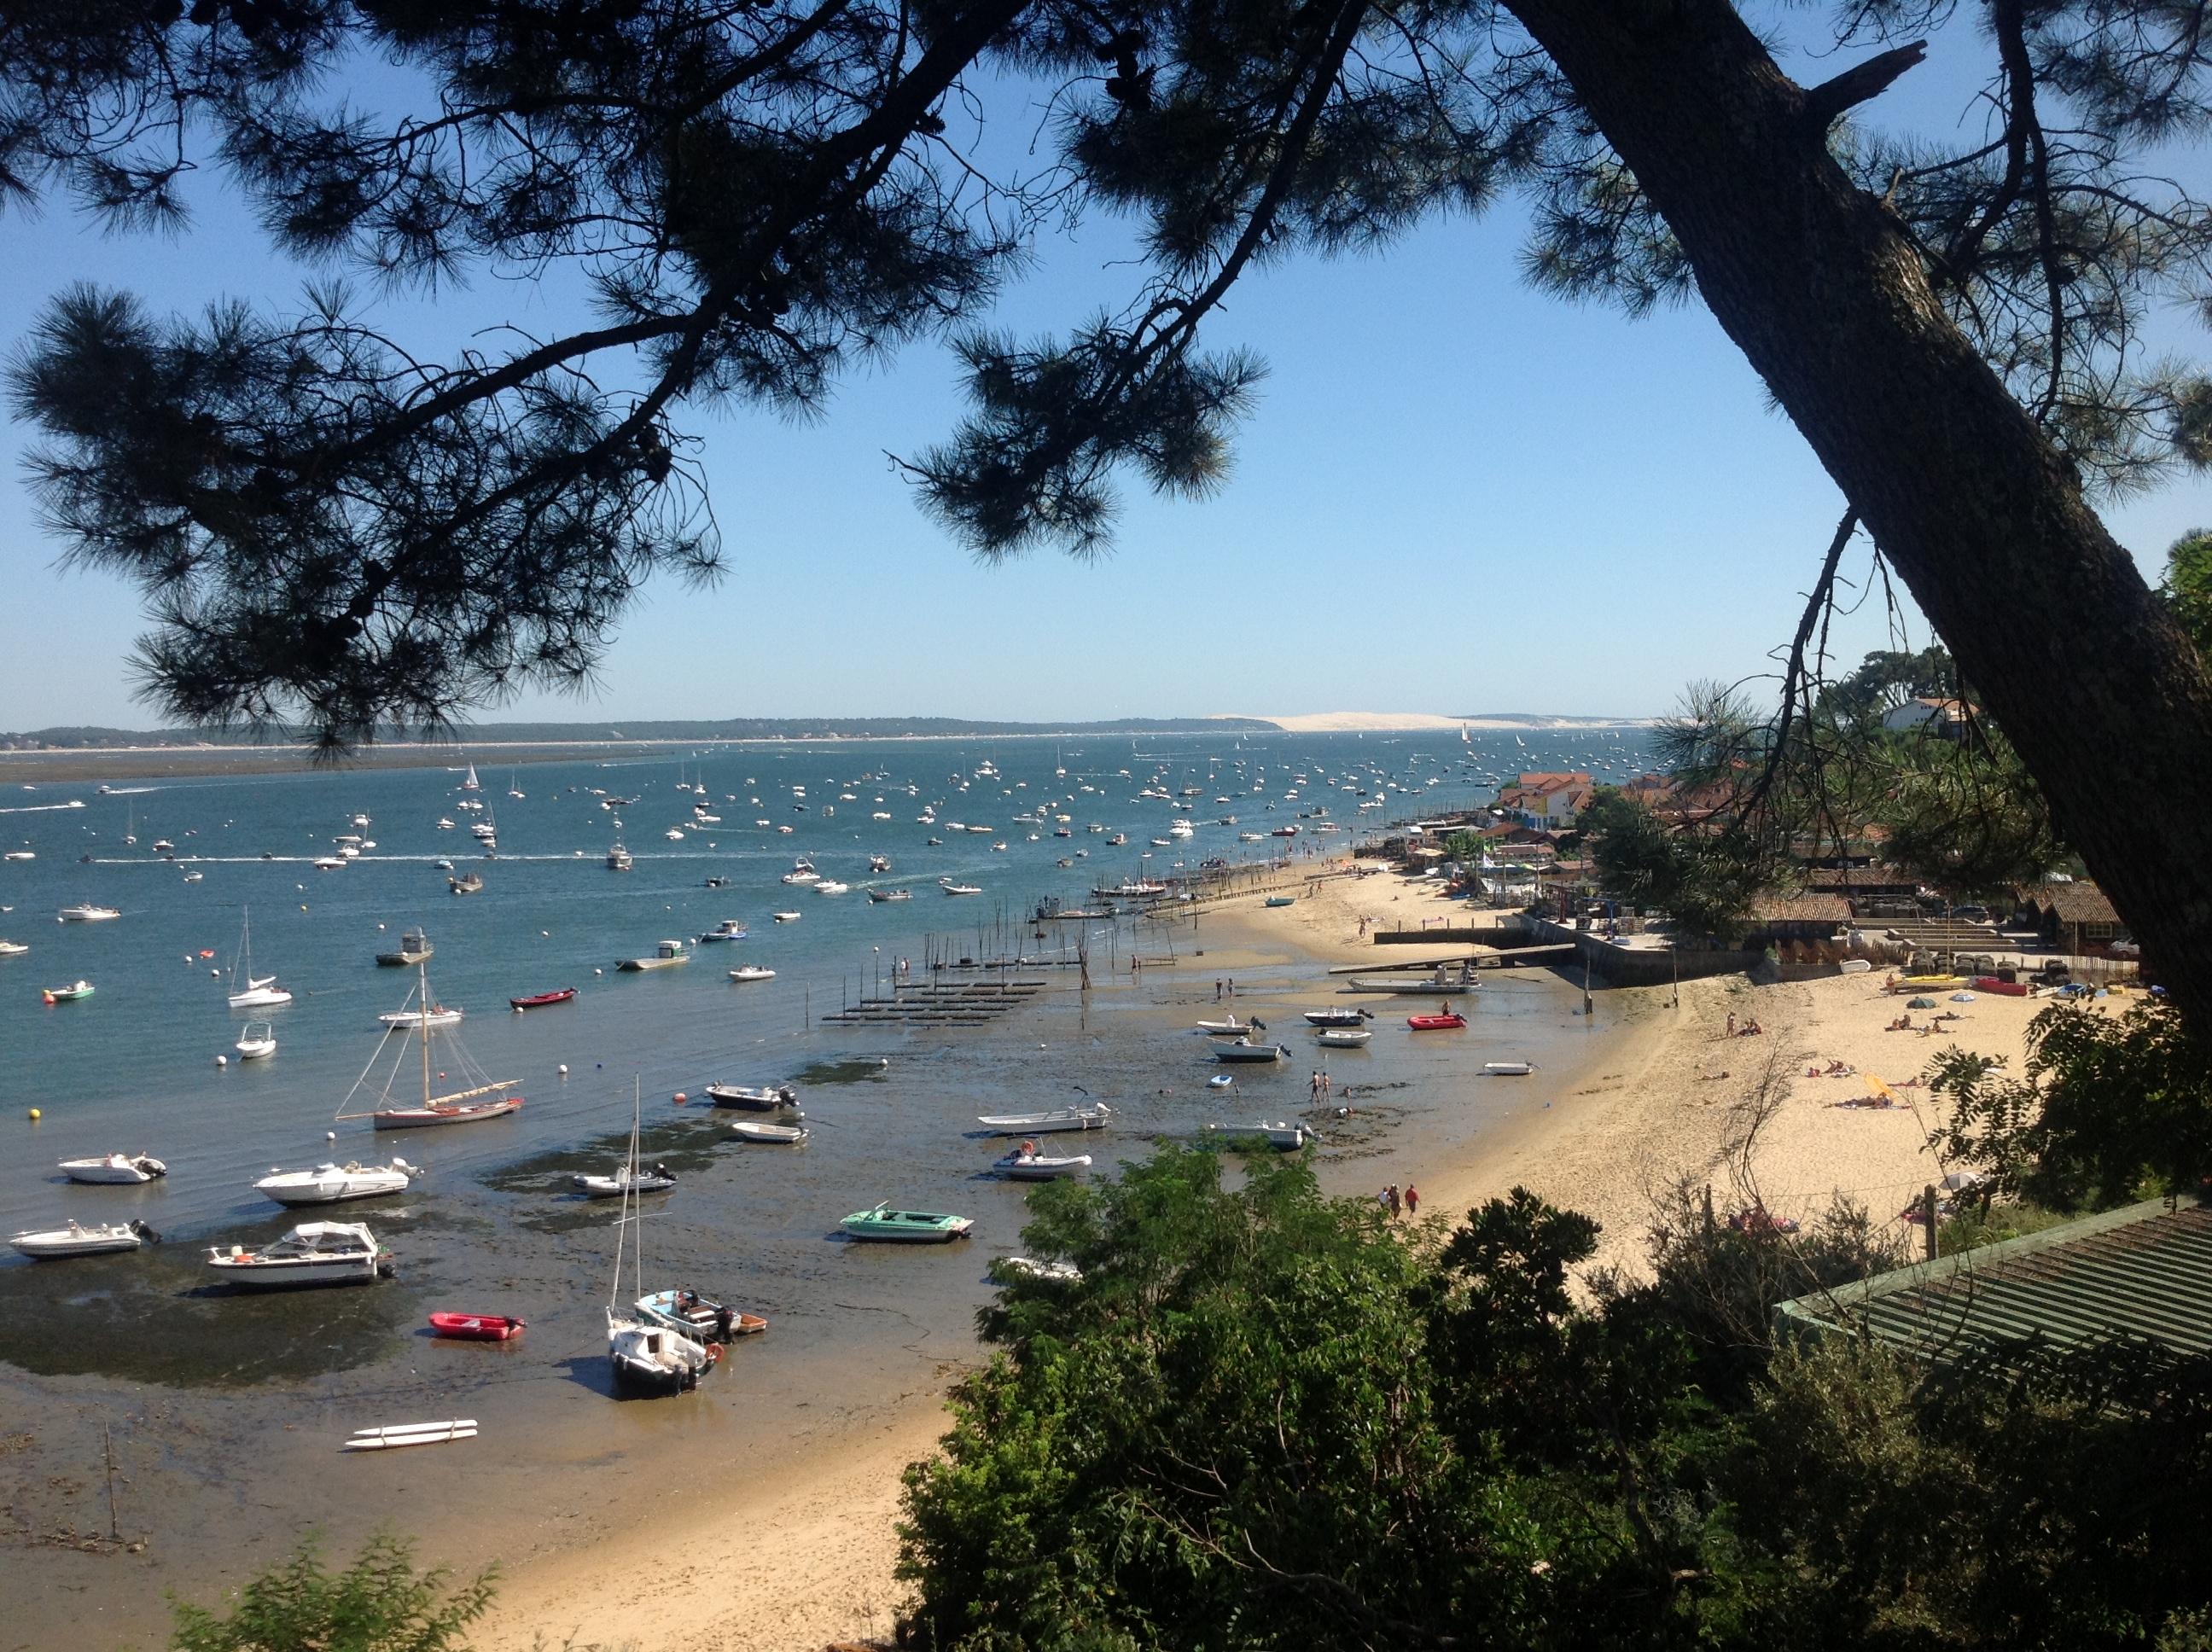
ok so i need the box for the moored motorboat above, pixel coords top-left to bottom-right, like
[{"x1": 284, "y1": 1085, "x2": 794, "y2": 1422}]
[
  {"x1": 729, "y1": 1120, "x2": 809, "y2": 1144},
  {"x1": 1195, "y1": 1015, "x2": 1264, "y2": 1035},
  {"x1": 1484, "y1": 1061, "x2": 1535, "y2": 1075},
  {"x1": 428, "y1": 1312, "x2": 526, "y2": 1341},
  {"x1": 977, "y1": 1103, "x2": 1111, "y2": 1135},
  {"x1": 1202, "y1": 1120, "x2": 1308, "y2": 1150},
  {"x1": 1346, "y1": 972, "x2": 1479, "y2": 994},
  {"x1": 698, "y1": 919, "x2": 749, "y2": 943},
  {"x1": 605, "y1": 843, "x2": 634, "y2": 871},
  {"x1": 0, "y1": 939, "x2": 28, "y2": 956},
  {"x1": 841, "y1": 1202, "x2": 974, "y2": 1242},
  {"x1": 206, "y1": 1221, "x2": 385, "y2": 1288},
  {"x1": 58, "y1": 904, "x2": 121, "y2": 922},
  {"x1": 41, "y1": 980, "x2": 95, "y2": 1003},
  {"x1": 1214, "y1": 1038, "x2": 1290, "y2": 1063},
  {"x1": 58, "y1": 1152, "x2": 166, "y2": 1184},
  {"x1": 636, "y1": 1286, "x2": 765, "y2": 1341},
  {"x1": 867, "y1": 887, "x2": 913, "y2": 902},
  {"x1": 1302, "y1": 1008, "x2": 1372, "y2": 1027},
  {"x1": 704, "y1": 1082, "x2": 797, "y2": 1111},
  {"x1": 573, "y1": 1163, "x2": 677, "y2": 1198},
  {"x1": 617, "y1": 939, "x2": 690, "y2": 971},
  {"x1": 728, "y1": 964, "x2": 776, "y2": 983},
  {"x1": 1315, "y1": 1027, "x2": 1373, "y2": 1047},
  {"x1": 235, "y1": 1020, "x2": 277, "y2": 1059},
  {"x1": 993, "y1": 1148, "x2": 1091, "y2": 1181},
  {"x1": 255, "y1": 1159, "x2": 416, "y2": 1207},
  {"x1": 1207, "y1": 1073, "x2": 1234, "y2": 1089},
  {"x1": 509, "y1": 987, "x2": 577, "y2": 1009},
  {"x1": 12, "y1": 1219, "x2": 157, "y2": 1259},
  {"x1": 771, "y1": 910, "x2": 801, "y2": 922},
  {"x1": 448, "y1": 871, "x2": 485, "y2": 895}
]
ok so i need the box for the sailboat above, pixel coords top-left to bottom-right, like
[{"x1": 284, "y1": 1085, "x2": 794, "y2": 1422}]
[
  {"x1": 226, "y1": 908, "x2": 293, "y2": 1009},
  {"x1": 507, "y1": 769, "x2": 526, "y2": 800},
  {"x1": 341, "y1": 962, "x2": 522, "y2": 1130},
  {"x1": 460, "y1": 762, "x2": 481, "y2": 792},
  {"x1": 605, "y1": 1081, "x2": 718, "y2": 1396}
]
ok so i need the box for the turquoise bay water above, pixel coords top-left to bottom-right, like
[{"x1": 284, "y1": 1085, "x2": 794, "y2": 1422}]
[{"x1": 0, "y1": 729, "x2": 1661, "y2": 1645}]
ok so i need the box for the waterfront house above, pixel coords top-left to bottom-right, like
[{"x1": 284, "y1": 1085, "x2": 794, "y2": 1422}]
[
  {"x1": 1880, "y1": 695, "x2": 1977, "y2": 737},
  {"x1": 2015, "y1": 879, "x2": 2128, "y2": 957},
  {"x1": 1496, "y1": 771, "x2": 1595, "y2": 829}
]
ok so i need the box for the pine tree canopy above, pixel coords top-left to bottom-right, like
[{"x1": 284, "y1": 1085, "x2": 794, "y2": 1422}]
[{"x1": 3, "y1": 1, "x2": 2210, "y2": 747}]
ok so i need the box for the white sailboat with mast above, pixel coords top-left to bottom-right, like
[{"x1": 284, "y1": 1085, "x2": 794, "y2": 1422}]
[
  {"x1": 225, "y1": 906, "x2": 293, "y2": 1009},
  {"x1": 339, "y1": 961, "x2": 523, "y2": 1131},
  {"x1": 605, "y1": 1080, "x2": 717, "y2": 1396}
]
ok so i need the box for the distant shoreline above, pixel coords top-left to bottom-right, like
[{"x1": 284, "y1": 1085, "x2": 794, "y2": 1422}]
[{"x1": 0, "y1": 719, "x2": 1651, "y2": 784}]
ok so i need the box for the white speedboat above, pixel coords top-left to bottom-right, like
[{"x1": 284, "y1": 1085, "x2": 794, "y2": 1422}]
[
  {"x1": 1485, "y1": 1062, "x2": 1535, "y2": 1076},
  {"x1": 236, "y1": 1021, "x2": 277, "y2": 1060},
  {"x1": 940, "y1": 881, "x2": 983, "y2": 897},
  {"x1": 380, "y1": 1005, "x2": 463, "y2": 1028},
  {"x1": 255, "y1": 1160, "x2": 416, "y2": 1207},
  {"x1": 206, "y1": 1221, "x2": 384, "y2": 1288},
  {"x1": 771, "y1": 910, "x2": 800, "y2": 922},
  {"x1": 728, "y1": 1120, "x2": 808, "y2": 1144},
  {"x1": 1315, "y1": 1028, "x2": 1373, "y2": 1047},
  {"x1": 976, "y1": 1103, "x2": 1112, "y2": 1135},
  {"x1": 0, "y1": 939, "x2": 27, "y2": 956},
  {"x1": 573, "y1": 1162, "x2": 677, "y2": 1198},
  {"x1": 606, "y1": 843, "x2": 634, "y2": 870},
  {"x1": 58, "y1": 904, "x2": 121, "y2": 922},
  {"x1": 867, "y1": 887, "x2": 912, "y2": 902},
  {"x1": 1195, "y1": 1015, "x2": 1263, "y2": 1035},
  {"x1": 728, "y1": 965, "x2": 776, "y2": 982},
  {"x1": 1302, "y1": 1008, "x2": 1373, "y2": 1027},
  {"x1": 13, "y1": 1219, "x2": 157, "y2": 1259},
  {"x1": 780, "y1": 860, "x2": 820, "y2": 885},
  {"x1": 814, "y1": 879, "x2": 850, "y2": 895},
  {"x1": 58, "y1": 1152, "x2": 166, "y2": 1184},
  {"x1": 993, "y1": 1149, "x2": 1091, "y2": 1181},
  {"x1": 312, "y1": 855, "x2": 347, "y2": 871}
]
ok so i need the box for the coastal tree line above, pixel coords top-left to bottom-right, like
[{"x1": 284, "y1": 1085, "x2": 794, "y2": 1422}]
[{"x1": 8, "y1": 0, "x2": 2212, "y2": 1015}]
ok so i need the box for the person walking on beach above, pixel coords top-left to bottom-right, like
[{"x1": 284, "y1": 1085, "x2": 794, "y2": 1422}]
[
  {"x1": 1214, "y1": 978, "x2": 1223, "y2": 1002},
  {"x1": 1387, "y1": 1184, "x2": 1402, "y2": 1220},
  {"x1": 1378, "y1": 1187, "x2": 1392, "y2": 1217},
  {"x1": 1726, "y1": 1012, "x2": 1737, "y2": 1039},
  {"x1": 1404, "y1": 1184, "x2": 1419, "y2": 1216},
  {"x1": 1310, "y1": 1071, "x2": 1322, "y2": 1101}
]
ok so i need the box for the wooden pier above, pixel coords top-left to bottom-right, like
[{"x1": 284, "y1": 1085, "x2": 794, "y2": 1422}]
[{"x1": 818, "y1": 977, "x2": 1050, "y2": 1027}]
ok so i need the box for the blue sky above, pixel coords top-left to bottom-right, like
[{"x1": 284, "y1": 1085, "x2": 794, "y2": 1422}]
[{"x1": 2, "y1": 23, "x2": 2208, "y2": 730}]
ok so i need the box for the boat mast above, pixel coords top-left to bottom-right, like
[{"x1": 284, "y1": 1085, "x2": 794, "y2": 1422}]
[{"x1": 418, "y1": 957, "x2": 433, "y2": 1106}]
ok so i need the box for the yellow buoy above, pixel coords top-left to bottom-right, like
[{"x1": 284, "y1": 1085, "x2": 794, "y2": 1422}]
[{"x1": 26, "y1": 1108, "x2": 41, "y2": 1120}]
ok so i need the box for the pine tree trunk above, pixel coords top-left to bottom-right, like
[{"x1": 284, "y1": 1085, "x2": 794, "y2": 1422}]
[{"x1": 1503, "y1": 0, "x2": 2212, "y2": 1018}]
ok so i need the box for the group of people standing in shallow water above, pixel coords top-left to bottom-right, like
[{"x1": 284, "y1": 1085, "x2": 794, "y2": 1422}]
[{"x1": 1379, "y1": 1184, "x2": 1417, "y2": 1219}]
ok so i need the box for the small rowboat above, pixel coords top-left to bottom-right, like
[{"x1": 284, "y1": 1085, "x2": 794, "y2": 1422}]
[
  {"x1": 428, "y1": 1312, "x2": 526, "y2": 1341},
  {"x1": 1973, "y1": 976, "x2": 2033, "y2": 997},
  {"x1": 1195, "y1": 1016, "x2": 1264, "y2": 1035},
  {"x1": 729, "y1": 1120, "x2": 809, "y2": 1144},
  {"x1": 1485, "y1": 1061, "x2": 1534, "y2": 1075},
  {"x1": 1202, "y1": 1120, "x2": 1308, "y2": 1151},
  {"x1": 977, "y1": 1104, "x2": 1112, "y2": 1135},
  {"x1": 841, "y1": 1203, "x2": 973, "y2": 1242},
  {"x1": 1302, "y1": 1008, "x2": 1371, "y2": 1027},
  {"x1": 1315, "y1": 1027, "x2": 1372, "y2": 1047},
  {"x1": 1206, "y1": 1073, "x2": 1234, "y2": 1090},
  {"x1": 344, "y1": 1419, "x2": 478, "y2": 1451},
  {"x1": 728, "y1": 965, "x2": 776, "y2": 983},
  {"x1": 509, "y1": 988, "x2": 576, "y2": 1009},
  {"x1": 1406, "y1": 1013, "x2": 1466, "y2": 1031}
]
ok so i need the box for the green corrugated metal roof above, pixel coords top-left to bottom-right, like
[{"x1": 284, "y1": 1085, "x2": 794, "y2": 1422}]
[{"x1": 1774, "y1": 1195, "x2": 2212, "y2": 1365}]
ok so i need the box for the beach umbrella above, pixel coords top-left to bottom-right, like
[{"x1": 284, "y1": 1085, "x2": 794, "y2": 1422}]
[
  {"x1": 1949, "y1": 992, "x2": 1976, "y2": 1003},
  {"x1": 1906, "y1": 996, "x2": 1938, "y2": 1009}
]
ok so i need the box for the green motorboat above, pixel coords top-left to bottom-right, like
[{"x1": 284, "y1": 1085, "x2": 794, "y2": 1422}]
[
  {"x1": 42, "y1": 980, "x2": 94, "y2": 1003},
  {"x1": 840, "y1": 1202, "x2": 974, "y2": 1243}
]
